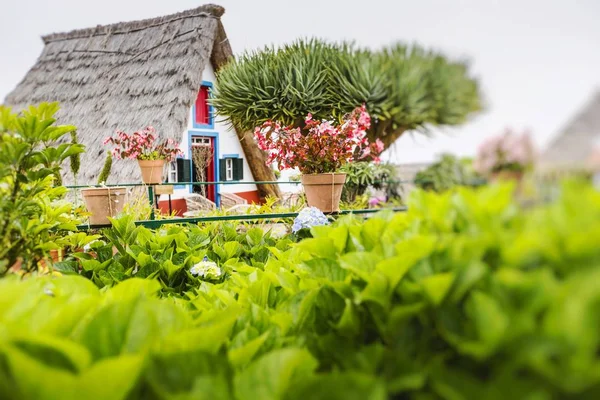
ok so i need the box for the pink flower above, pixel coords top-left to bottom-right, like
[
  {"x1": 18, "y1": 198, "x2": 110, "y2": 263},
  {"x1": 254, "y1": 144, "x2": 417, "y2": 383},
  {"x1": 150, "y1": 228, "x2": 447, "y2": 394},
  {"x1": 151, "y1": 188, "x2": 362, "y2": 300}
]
[
  {"x1": 474, "y1": 128, "x2": 535, "y2": 175},
  {"x1": 104, "y1": 127, "x2": 182, "y2": 161},
  {"x1": 368, "y1": 196, "x2": 385, "y2": 207},
  {"x1": 253, "y1": 106, "x2": 378, "y2": 174}
]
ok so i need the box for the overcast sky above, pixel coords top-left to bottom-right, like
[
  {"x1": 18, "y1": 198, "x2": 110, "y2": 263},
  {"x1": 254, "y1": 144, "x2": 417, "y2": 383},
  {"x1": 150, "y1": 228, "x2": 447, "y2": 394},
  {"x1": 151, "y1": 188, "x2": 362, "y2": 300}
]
[{"x1": 1, "y1": 0, "x2": 599, "y2": 163}]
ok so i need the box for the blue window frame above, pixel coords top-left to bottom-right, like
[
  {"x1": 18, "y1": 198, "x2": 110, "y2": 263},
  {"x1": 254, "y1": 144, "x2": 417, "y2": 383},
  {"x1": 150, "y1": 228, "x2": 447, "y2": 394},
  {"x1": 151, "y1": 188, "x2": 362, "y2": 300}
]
[{"x1": 192, "y1": 81, "x2": 215, "y2": 130}]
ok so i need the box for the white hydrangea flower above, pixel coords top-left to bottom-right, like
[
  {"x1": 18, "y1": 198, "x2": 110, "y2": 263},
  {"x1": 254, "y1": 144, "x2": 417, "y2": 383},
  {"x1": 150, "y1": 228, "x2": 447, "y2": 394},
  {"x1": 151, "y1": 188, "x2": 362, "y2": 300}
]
[{"x1": 190, "y1": 256, "x2": 222, "y2": 280}]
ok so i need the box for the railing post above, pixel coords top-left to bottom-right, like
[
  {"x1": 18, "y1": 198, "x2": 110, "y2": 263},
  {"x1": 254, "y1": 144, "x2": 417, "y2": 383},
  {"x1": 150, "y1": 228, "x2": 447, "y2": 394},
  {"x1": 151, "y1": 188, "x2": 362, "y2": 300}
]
[{"x1": 148, "y1": 185, "x2": 155, "y2": 220}]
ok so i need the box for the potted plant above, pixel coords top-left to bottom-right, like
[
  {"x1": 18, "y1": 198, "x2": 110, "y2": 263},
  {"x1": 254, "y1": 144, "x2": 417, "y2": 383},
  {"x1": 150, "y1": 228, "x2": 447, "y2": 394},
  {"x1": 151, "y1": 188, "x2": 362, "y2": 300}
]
[
  {"x1": 81, "y1": 154, "x2": 127, "y2": 225},
  {"x1": 103, "y1": 126, "x2": 182, "y2": 184},
  {"x1": 474, "y1": 129, "x2": 535, "y2": 184},
  {"x1": 254, "y1": 105, "x2": 383, "y2": 212}
]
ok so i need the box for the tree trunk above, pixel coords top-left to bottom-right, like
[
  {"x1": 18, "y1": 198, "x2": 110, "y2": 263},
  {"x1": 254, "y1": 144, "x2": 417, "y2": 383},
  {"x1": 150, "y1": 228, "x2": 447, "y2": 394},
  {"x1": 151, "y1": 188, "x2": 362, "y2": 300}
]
[
  {"x1": 367, "y1": 125, "x2": 408, "y2": 150},
  {"x1": 234, "y1": 128, "x2": 281, "y2": 200},
  {"x1": 210, "y1": 23, "x2": 281, "y2": 201}
]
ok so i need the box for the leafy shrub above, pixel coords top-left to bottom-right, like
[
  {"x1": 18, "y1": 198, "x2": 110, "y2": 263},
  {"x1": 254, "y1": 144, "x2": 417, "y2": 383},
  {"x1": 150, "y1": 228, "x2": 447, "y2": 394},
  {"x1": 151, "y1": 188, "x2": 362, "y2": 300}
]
[
  {"x1": 56, "y1": 216, "x2": 294, "y2": 294},
  {"x1": 2, "y1": 181, "x2": 600, "y2": 399},
  {"x1": 414, "y1": 153, "x2": 482, "y2": 192},
  {"x1": 0, "y1": 103, "x2": 85, "y2": 275},
  {"x1": 340, "y1": 162, "x2": 401, "y2": 202}
]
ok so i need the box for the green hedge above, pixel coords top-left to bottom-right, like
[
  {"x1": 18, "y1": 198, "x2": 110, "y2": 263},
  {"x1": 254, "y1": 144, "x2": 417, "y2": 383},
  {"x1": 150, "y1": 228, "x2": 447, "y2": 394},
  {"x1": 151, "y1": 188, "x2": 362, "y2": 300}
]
[
  {"x1": 1, "y1": 182, "x2": 600, "y2": 399},
  {"x1": 55, "y1": 218, "x2": 294, "y2": 294}
]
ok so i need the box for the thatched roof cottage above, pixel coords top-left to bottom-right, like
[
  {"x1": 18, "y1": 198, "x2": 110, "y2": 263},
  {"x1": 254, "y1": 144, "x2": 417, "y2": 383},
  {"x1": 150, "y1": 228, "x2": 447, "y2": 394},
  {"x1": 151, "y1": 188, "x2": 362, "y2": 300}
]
[
  {"x1": 541, "y1": 90, "x2": 600, "y2": 173},
  {"x1": 4, "y1": 4, "x2": 270, "y2": 209}
]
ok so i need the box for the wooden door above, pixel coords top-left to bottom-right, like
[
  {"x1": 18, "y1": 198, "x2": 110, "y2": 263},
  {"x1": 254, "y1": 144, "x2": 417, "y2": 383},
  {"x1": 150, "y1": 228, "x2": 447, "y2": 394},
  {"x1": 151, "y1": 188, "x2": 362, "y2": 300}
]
[{"x1": 191, "y1": 136, "x2": 216, "y2": 202}]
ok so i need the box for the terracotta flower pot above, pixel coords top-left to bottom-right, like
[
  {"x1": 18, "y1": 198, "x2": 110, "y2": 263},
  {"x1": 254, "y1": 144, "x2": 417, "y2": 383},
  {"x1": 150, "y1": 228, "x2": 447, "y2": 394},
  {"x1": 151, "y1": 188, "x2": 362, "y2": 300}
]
[
  {"x1": 81, "y1": 187, "x2": 127, "y2": 225},
  {"x1": 301, "y1": 173, "x2": 346, "y2": 213},
  {"x1": 489, "y1": 170, "x2": 524, "y2": 183},
  {"x1": 490, "y1": 170, "x2": 525, "y2": 195},
  {"x1": 138, "y1": 159, "x2": 165, "y2": 184},
  {"x1": 50, "y1": 249, "x2": 63, "y2": 263}
]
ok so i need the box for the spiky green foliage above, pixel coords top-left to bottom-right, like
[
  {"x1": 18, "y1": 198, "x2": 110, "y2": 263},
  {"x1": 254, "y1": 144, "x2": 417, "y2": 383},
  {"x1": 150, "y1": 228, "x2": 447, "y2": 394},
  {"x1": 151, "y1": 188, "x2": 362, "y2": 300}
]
[
  {"x1": 213, "y1": 39, "x2": 482, "y2": 146},
  {"x1": 69, "y1": 130, "x2": 81, "y2": 178},
  {"x1": 97, "y1": 154, "x2": 112, "y2": 185}
]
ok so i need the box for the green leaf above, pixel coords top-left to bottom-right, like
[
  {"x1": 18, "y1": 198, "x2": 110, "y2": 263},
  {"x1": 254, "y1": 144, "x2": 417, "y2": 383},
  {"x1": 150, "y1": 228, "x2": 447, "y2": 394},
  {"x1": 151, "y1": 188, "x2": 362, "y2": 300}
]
[
  {"x1": 339, "y1": 252, "x2": 383, "y2": 281},
  {"x1": 421, "y1": 272, "x2": 455, "y2": 306},
  {"x1": 468, "y1": 291, "x2": 508, "y2": 349},
  {"x1": 1, "y1": 344, "x2": 76, "y2": 400},
  {"x1": 297, "y1": 237, "x2": 338, "y2": 259},
  {"x1": 11, "y1": 335, "x2": 91, "y2": 374},
  {"x1": 224, "y1": 241, "x2": 244, "y2": 259},
  {"x1": 69, "y1": 355, "x2": 144, "y2": 400},
  {"x1": 235, "y1": 348, "x2": 318, "y2": 400},
  {"x1": 285, "y1": 372, "x2": 386, "y2": 400},
  {"x1": 228, "y1": 330, "x2": 271, "y2": 368}
]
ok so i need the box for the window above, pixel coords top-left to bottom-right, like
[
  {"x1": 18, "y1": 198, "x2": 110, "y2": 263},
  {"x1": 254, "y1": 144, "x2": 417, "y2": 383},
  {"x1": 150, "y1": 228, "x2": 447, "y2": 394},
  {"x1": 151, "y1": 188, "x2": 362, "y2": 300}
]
[
  {"x1": 176, "y1": 158, "x2": 192, "y2": 183},
  {"x1": 219, "y1": 156, "x2": 244, "y2": 181},
  {"x1": 194, "y1": 84, "x2": 212, "y2": 127},
  {"x1": 225, "y1": 158, "x2": 234, "y2": 181},
  {"x1": 168, "y1": 161, "x2": 178, "y2": 183},
  {"x1": 191, "y1": 136, "x2": 211, "y2": 147}
]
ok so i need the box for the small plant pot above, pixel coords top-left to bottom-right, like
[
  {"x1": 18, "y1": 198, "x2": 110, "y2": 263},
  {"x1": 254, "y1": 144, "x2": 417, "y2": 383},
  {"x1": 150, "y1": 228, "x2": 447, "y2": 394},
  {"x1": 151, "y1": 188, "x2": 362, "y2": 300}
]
[
  {"x1": 489, "y1": 170, "x2": 525, "y2": 195},
  {"x1": 138, "y1": 159, "x2": 165, "y2": 184},
  {"x1": 301, "y1": 173, "x2": 346, "y2": 213},
  {"x1": 81, "y1": 187, "x2": 127, "y2": 225},
  {"x1": 49, "y1": 249, "x2": 63, "y2": 263},
  {"x1": 489, "y1": 170, "x2": 524, "y2": 183}
]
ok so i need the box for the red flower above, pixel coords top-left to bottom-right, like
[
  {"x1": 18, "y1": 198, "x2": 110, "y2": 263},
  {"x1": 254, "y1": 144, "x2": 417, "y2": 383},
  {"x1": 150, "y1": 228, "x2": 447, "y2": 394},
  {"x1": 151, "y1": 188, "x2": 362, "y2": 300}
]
[
  {"x1": 104, "y1": 126, "x2": 182, "y2": 161},
  {"x1": 253, "y1": 105, "x2": 383, "y2": 174}
]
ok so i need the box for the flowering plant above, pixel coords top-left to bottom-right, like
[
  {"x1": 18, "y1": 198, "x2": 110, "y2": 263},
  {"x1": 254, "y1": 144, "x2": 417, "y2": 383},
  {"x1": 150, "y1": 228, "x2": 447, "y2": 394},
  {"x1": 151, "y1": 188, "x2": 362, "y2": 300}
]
[
  {"x1": 103, "y1": 126, "x2": 182, "y2": 161},
  {"x1": 292, "y1": 207, "x2": 330, "y2": 234},
  {"x1": 190, "y1": 256, "x2": 223, "y2": 281},
  {"x1": 254, "y1": 106, "x2": 384, "y2": 174},
  {"x1": 474, "y1": 129, "x2": 535, "y2": 176},
  {"x1": 368, "y1": 196, "x2": 386, "y2": 208}
]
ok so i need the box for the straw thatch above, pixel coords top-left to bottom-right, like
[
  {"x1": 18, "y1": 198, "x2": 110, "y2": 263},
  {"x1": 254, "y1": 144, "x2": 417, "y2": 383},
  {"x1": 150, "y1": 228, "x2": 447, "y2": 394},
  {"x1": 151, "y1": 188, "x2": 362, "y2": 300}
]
[
  {"x1": 541, "y1": 90, "x2": 600, "y2": 172},
  {"x1": 4, "y1": 4, "x2": 232, "y2": 185}
]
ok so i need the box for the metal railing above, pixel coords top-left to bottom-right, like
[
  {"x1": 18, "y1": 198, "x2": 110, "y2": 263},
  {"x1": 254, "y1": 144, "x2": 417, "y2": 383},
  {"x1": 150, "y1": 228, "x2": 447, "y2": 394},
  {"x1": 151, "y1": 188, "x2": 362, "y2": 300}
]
[
  {"x1": 66, "y1": 180, "x2": 411, "y2": 230},
  {"x1": 76, "y1": 207, "x2": 408, "y2": 230}
]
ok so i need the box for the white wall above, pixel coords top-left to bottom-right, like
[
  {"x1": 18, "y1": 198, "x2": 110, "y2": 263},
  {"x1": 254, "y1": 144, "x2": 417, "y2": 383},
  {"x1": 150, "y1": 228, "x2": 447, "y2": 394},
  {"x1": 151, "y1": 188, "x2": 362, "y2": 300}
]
[{"x1": 167, "y1": 64, "x2": 257, "y2": 201}]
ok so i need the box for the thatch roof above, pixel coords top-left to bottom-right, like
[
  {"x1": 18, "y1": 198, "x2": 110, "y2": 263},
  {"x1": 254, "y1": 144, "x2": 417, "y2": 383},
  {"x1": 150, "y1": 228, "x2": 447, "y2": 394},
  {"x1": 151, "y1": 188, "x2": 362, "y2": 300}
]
[
  {"x1": 587, "y1": 148, "x2": 600, "y2": 172},
  {"x1": 4, "y1": 4, "x2": 233, "y2": 185},
  {"x1": 540, "y1": 90, "x2": 600, "y2": 171}
]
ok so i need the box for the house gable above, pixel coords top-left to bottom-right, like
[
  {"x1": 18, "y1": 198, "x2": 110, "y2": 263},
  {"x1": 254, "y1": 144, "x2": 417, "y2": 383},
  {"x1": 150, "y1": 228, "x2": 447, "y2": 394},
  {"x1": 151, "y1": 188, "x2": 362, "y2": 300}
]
[{"x1": 4, "y1": 4, "x2": 231, "y2": 186}]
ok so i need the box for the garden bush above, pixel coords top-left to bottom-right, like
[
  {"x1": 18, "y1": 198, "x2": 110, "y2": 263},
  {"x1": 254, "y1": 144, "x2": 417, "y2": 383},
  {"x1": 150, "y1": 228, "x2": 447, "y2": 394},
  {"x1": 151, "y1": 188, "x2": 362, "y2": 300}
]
[
  {"x1": 1, "y1": 181, "x2": 600, "y2": 399},
  {"x1": 55, "y1": 217, "x2": 294, "y2": 295},
  {"x1": 339, "y1": 162, "x2": 402, "y2": 202},
  {"x1": 414, "y1": 153, "x2": 482, "y2": 192},
  {"x1": 0, "y1": 103, "x2": 85, "y2": 275}
]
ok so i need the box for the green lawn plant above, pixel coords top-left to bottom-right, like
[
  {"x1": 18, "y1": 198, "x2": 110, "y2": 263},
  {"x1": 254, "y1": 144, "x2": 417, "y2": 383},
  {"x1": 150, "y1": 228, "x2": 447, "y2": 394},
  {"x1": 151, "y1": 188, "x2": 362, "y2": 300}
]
[
  {"x1": 0, "y1": 103, "x2": 85, "y2": 275},
  {"x1": 1, "y1": 181, "x2": 600, "y2": 398}
]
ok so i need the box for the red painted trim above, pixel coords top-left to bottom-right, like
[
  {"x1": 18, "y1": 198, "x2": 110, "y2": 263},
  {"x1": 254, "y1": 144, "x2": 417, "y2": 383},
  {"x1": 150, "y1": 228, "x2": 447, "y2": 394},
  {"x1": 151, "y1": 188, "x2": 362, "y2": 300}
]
[
  {"x1": 233, "y1": 190, "x2": 261, "y2": 204},
  {"x1": 158, "y1": 198, "x2": 187, "y2": 216},
  {"x1": 157, "y1": 190, "x2": 261, "y2": 216}
]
